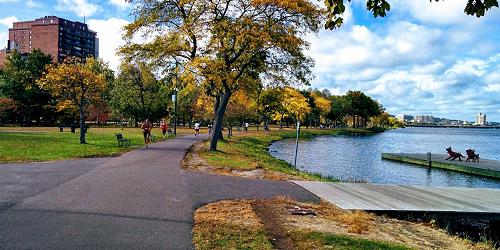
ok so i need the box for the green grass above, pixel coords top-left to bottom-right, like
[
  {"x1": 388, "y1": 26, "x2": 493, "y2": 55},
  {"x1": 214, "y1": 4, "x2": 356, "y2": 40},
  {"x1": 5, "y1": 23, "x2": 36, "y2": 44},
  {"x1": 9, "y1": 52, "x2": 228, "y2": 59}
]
[
  {"x1": 290, "y1": 231, "x2": 412, "y2": 250},
  {"x1": 199, "y1": 128, "x2": 380, "y2": 181},
  {"x1": 194, "y1": 223, "x2": 273, "y2": 250},
  {"x1": 0, "y1": 127, "x2": 162, "y2": 163}
]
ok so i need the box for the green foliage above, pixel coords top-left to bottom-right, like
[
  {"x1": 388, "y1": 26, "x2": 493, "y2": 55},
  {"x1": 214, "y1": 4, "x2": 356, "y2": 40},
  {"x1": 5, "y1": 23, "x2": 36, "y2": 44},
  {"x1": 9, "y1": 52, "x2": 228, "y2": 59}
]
[
  {"x1": 0, "y1": 49, "x2": 53, "y2": 124},
  {"x1": 324, "y1": 0, "x2": 498, "y2": 29},
  {"x1": 122, "y1": 0, "x2": 323, "y2": 150},
  {"x1": 109, "y1": 62, "x2": 170, "y2": 123},
  {"x1": 37, "y1": 57, "x2": 110, "y2": 144}
]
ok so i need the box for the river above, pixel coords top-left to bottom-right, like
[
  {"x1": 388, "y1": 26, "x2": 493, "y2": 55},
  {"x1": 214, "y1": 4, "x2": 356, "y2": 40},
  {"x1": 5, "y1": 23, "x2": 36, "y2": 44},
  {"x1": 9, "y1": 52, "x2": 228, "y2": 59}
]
[{"x1": 269, "y1": 127, "x2": 500, "y2": 189}]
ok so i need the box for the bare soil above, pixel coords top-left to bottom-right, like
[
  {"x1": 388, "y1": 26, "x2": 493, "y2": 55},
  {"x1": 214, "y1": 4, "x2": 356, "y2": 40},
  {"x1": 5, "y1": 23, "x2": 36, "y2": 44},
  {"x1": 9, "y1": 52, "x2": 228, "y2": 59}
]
[{"x1": 193, "y1": 197, "x2": 493, "y2": 250}]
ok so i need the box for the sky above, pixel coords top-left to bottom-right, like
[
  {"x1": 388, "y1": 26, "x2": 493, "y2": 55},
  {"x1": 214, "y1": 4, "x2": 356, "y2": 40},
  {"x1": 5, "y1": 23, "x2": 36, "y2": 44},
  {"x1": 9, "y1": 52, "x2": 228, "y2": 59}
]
[{"x1": 0, "y1": 0, "x2": 500, "y2": 122}]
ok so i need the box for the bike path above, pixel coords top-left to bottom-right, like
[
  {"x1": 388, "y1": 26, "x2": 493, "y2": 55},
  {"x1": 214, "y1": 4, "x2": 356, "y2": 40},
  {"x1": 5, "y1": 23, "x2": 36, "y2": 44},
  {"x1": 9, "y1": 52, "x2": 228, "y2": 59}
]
[{"x1": 0, "y1": 135, "x2": 318, "y2": 249}]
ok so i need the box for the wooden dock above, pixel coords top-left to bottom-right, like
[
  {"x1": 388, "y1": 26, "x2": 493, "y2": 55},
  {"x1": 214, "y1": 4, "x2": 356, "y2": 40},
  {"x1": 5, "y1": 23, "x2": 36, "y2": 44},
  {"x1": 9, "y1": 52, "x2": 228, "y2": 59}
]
[
  {"x1": 292, "y1": 182, "x2": 500, "y2": 216},
  {"x1": 382, "y1": 153, "x2": 500, "y2": 179}
]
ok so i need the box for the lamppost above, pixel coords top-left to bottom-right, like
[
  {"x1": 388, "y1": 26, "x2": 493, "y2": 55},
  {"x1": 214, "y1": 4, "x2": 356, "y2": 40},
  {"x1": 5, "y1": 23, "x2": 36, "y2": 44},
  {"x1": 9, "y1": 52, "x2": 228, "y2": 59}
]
[
  {"x1": 172, "y1": 87, "x2": 178, "y2": 136},
  {"x1": 294, "y1": 121, "x2": 300, "y2": 168}
]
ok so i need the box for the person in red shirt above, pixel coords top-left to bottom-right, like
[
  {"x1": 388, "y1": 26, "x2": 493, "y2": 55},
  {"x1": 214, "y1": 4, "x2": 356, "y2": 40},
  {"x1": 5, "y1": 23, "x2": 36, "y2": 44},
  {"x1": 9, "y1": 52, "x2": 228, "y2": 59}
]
[
  {"x1": 160, "y1": 119, "x2": 169, "y2": 141},
  {"x1": 141, "y1": 119, "x2": 152, "y2": 147}
]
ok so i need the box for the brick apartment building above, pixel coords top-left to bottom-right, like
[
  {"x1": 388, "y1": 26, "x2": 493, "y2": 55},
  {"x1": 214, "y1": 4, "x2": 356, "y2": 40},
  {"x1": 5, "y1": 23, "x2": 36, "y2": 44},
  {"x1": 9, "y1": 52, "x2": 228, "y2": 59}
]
[{"x1": 0, "y1": 16, "x2": 98, "y2": 66}]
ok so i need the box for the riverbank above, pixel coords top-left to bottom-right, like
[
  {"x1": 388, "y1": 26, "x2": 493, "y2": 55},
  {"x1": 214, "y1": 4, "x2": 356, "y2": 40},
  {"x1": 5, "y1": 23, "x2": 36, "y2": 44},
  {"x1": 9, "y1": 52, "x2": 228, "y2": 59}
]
[
  {"x1": 183, "y1": 128, "x2": 381, "y2": 181},
  {"x1": 193, "y1": 197, "x2": 492, "y2": 249}
]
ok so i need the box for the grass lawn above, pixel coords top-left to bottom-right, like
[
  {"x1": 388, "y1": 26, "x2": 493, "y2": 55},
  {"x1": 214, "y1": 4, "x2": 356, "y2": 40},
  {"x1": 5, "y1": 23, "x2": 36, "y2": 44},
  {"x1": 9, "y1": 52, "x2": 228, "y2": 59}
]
[
  {"x1": 197, "y1": 127, "x2": 379, "y2": 181},
  {"x1": 289, "y1": 231, "x2": 411, "y2": 250},
  {"x1": 0, "y1": 126, "x2": 197, "y2": 163}
]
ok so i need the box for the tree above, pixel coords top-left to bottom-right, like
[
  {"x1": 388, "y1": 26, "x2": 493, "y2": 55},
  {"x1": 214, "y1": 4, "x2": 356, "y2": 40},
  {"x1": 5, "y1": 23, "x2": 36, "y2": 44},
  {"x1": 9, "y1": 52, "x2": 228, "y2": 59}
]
[
  {"x1": 122, "y1": 0, "x2": 321, "y2": 150},
  {"x1": 343, "y1": 90, "x2": 381, "y2": 127},
  {"x1": 273, "y1": 87, "x2": 311, "y2": 128},
  {"x1": 0, "y1": 49, "x2": 53, "y2": 125},
  {"x1": 327, "y1": 95, "x2": 347, "y2": 127},
  {"x1": 312, "y1": 92, "x2": 331, "y2": 125},
  {"x1": 259, "y1": 87, "x2": 284, "y2": 130},
  {"x1": 38, "y1": 57, "x2": 108, "y2": 144},
  {"x1": 110, "y1": 62, "x2": 170, "y2": 125},
  {"x1": 0, "y1": 98, "x2": 17, "y2": 124},
  {"x1": 324, "y1": 0, "x2": 499, "y2": 29}
]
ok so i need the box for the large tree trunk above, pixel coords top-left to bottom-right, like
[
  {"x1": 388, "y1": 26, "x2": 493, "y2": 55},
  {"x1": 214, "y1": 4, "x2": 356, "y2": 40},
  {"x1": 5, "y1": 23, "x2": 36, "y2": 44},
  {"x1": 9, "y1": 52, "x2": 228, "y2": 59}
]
[
  {"x1": 210, "y1": 88, "x2": 232, "y2": 151},
  {"x1": 79, "y1": 108, "x2": 86, "y2": 144},
  {"x1": 212, "y1": 95, "x2": 223, "y2": 141}
]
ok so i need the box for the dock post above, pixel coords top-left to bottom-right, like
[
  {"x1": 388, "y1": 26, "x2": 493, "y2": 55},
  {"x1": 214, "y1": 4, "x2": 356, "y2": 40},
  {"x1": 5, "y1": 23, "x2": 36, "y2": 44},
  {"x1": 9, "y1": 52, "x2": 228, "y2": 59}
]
[{"x1": 427, "y1": 152, "x2": 432, "y2": 168}]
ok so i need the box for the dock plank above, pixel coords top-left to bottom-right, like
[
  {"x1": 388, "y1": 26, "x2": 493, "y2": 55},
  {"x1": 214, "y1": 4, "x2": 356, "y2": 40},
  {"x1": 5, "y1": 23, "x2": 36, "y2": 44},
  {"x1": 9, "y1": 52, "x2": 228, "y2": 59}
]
[
  {"x1": 382, "y1": 153, "x2": 500, "y2": 179},
  {"x1": 292, "y1": 182, "x2": 500, "y2": 214}
]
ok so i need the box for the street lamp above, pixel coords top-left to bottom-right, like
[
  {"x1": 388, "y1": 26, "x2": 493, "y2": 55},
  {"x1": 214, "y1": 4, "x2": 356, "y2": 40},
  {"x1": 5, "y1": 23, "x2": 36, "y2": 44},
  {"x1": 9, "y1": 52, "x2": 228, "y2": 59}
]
[
  {"x1": 294, "y1": 121, "x2": 300, "y2": 168},
  {"x1": 172, "y1": 87, "x2": 178, "y2": 136}
]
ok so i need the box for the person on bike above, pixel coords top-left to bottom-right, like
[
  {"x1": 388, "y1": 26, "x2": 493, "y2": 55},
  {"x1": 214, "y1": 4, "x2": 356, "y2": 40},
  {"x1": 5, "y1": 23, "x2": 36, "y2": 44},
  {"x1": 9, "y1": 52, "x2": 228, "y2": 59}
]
[{"x1": 141, "y1": 119, "x2": 152, "y2": 147}]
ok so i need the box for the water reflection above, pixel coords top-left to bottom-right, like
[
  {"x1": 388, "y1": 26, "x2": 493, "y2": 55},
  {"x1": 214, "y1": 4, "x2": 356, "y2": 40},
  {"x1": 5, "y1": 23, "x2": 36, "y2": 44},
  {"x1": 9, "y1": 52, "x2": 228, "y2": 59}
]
[{"x1": 269, "y1": 127, "x2": 500, "y2": 189}]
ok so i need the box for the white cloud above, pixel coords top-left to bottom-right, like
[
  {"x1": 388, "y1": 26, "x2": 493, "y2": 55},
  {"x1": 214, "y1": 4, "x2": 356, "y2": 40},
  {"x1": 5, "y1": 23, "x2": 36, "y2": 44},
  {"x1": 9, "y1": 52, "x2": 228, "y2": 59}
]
[
  {"x1": 446, "y1": 59, "x2": 488, "y2": 76},
  {"x1": 0, "y1": 16, "x2": 18, "y2": 50},
  {"x1": 87, "y1": 18, "x2": 129, "y2": 72},
  {"x1": 56, "y1": 0, "x2": 100, "y2": 17},
  {"x1": 26, "y1": 0, "x2": 41, "y2": 8},
  {"x1": 0, "y1": 0, "x2": 19, "y2": 2},
  {"x1": 109, "y1": 0, "x2": 130, "y2": 9},
  {"x1": 0, "y1": 16, "x2": 18, "y2": 27},
  {"x1": 392, "y1": 0, "x2": 477, "y2": 25}
]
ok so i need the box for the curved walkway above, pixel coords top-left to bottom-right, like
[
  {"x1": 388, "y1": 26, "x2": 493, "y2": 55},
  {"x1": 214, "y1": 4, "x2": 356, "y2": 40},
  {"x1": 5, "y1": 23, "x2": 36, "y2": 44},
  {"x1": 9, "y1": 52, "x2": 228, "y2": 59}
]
[{"x1": 0, "y1": 135, "x2": 318, "y2": 249}]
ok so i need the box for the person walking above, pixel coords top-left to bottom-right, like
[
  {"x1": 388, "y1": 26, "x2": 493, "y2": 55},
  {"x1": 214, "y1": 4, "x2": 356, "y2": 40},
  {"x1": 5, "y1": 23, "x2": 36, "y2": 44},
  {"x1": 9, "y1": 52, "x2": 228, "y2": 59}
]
[
  {"x1": 245, "y1": 122, "x2": 249, "y2": 132},
  {"x1": 194, "y1": 122, "x2": 200, "y2": 137},
  {"x1": 160, "y1": 119, "x2": 169, "y2": 141},
  {"x1": 141, "y1": 119, "x2": 152, "y2": 148},
  {"x1": 207, "y1": 124, "x2": 212, "y2": 134}
]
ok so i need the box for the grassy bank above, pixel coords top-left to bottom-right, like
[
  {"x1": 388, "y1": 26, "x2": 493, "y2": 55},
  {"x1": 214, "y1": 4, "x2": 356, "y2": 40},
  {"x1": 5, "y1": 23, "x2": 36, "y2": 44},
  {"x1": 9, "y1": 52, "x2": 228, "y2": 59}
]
[
  {"x1": 194, "y1": 128, "x2": 380, "y2": 181},
  {"x1": 0, "y1": 126, "x2": 195, "y2": 163},
  {"x1": 193, "y1": 198, "x2": 490, "y2": 250}
]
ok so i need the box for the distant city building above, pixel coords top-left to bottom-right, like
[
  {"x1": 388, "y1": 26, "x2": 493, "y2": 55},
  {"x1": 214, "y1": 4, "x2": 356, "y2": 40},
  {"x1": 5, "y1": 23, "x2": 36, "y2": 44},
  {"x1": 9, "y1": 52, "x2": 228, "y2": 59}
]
[
  {"x1": 415, "y1": 115, "x2": 434, "y2": 124},
  {"x1": 476, "y1": 113, "x2": 487, "y2": 125},
  {"x1": 0, "y1": 16, "x2": 98, "y2": 66},
  {"x1": 396, "y1": 114, "x2": 414, "y2": 123}
]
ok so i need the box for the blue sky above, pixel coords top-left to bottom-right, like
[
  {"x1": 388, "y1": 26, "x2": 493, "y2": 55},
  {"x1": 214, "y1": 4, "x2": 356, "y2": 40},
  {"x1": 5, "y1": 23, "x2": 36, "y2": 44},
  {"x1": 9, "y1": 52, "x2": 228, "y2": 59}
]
[{"x1": 1, "y1": 0, "x2": 500, "y2": 122}]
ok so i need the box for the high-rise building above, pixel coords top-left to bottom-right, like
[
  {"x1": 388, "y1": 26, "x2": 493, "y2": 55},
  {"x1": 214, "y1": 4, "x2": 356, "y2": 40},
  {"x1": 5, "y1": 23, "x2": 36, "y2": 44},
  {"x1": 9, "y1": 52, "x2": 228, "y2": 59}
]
[
  {"x1": 0, "y1": 16, "x2": 98, "y2": 66},
  {"x1": 415, "y1": 115, "x2": 434, "y2": 124},
  {"x1": 476, "y1": 113, "x2": 486, "y2": 125},
  {"x1": 396, "y1": 114, "x2": 414, "y2": 123}
]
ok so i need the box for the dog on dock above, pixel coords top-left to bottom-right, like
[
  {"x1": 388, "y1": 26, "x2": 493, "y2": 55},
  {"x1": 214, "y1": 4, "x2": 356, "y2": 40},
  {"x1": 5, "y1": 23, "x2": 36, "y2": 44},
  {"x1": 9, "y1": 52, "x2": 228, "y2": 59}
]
[
  {"x1": 446, "y1": 147, "x2": 463, "y2": 161},
  {"x1": 465, "y1": 149, "x2": 480, "y2": 162}
]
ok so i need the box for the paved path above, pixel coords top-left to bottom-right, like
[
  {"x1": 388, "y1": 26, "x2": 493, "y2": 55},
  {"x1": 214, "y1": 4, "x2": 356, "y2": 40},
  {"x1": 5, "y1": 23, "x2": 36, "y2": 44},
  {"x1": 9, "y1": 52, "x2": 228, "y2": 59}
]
[
  {"x1": 293, "y1": 182, "x2": 500, "y2": 214},
  {"x1": 0, "y1": 135, "x2": 318, "y2": 249}
]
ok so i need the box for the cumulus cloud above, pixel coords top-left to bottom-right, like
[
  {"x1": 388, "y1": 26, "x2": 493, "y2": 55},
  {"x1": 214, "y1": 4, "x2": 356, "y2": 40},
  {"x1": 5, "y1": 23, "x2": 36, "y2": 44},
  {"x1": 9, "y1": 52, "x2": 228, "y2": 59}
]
[
  {"x1": 307, "y1": 9, "x2": 500, "y2": 121},
  {"x1": 56, "y1": 0, "x2": 100, "y2": 17},
  {"x1": 0, "y1": 16, "x2": 18, "y2": 27},
  {"x1": 0, "y1": 16, "x2": 18, "y2": 50},
  {"x1": 26, "y1": 0, "x2": 41, "y2": 8},
  {"x1": 87, "y1": 18, "x2": 129, "y2": 72},
  {"x1": 109, "y1": 0, "x2": 130, "y2": 10}
]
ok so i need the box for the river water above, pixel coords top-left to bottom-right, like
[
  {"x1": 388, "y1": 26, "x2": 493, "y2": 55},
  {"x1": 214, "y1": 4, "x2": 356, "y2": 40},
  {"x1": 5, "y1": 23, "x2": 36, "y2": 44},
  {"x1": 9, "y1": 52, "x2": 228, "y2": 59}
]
[{"x1": 269, "y1": 127, "x2": 500, "y2": 189}]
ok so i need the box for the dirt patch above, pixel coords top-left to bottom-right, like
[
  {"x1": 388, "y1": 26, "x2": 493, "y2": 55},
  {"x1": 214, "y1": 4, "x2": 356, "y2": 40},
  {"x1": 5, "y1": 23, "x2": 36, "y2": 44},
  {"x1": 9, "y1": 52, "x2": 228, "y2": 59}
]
[
  {"x1": 252, "y1": 200, "x2": 296, "y2": 250},
  {"x1": 182, "y1": 140, "x2": 304, "y2": 181},
  {"x1": 193, "y1": 198, "x2": 493, "y2": 250},
  {"x1": 193, "y1": 200, "x2": 273, "y2": 249}
]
